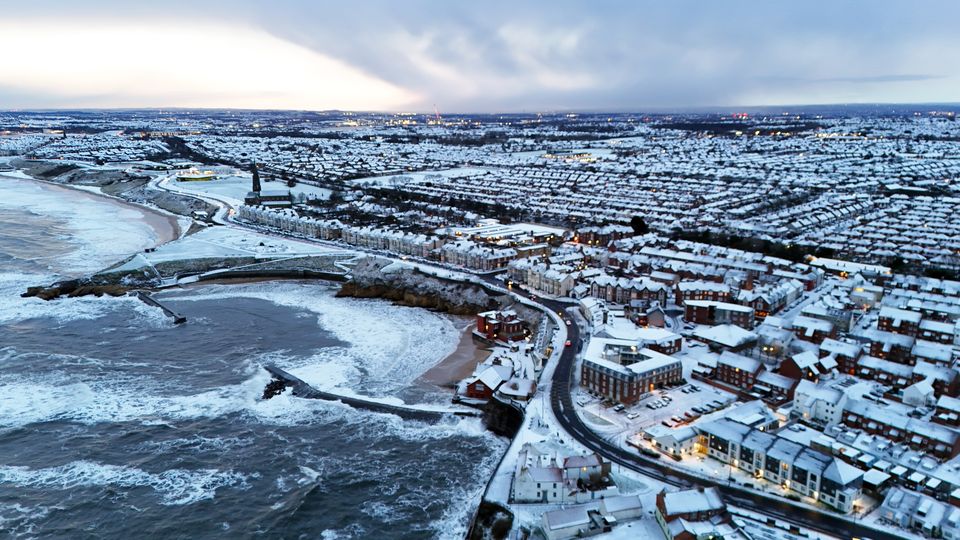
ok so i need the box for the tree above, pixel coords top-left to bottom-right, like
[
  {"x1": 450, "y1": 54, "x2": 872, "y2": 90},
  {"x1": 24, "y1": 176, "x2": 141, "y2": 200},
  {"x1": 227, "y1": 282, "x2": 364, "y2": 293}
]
[{"x1": 630, "y1": 215, "x2": 649, "y2": 235}]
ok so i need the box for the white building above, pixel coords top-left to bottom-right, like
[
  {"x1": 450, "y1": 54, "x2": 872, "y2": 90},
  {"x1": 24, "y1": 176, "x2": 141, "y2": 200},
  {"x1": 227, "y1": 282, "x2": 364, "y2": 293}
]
[{"x1": 792, "y1": 379, "x2": 848, "y2": 427}]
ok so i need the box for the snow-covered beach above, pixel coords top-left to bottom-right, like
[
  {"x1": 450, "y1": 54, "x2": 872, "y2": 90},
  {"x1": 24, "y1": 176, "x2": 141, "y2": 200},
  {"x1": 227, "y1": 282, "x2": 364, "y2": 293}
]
[{"x1": 0, "y1": 171, "x2": 180, "y2": 276}]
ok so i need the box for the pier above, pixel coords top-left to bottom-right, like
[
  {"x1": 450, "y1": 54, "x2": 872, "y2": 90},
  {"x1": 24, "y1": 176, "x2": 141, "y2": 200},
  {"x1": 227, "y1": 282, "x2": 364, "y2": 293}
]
[
  {"x1": 134, "y1": 291, "x2": 187, "y2": 324},
  {"x1": 262, "y1": 365, "x2": 480, "y2": 423}
]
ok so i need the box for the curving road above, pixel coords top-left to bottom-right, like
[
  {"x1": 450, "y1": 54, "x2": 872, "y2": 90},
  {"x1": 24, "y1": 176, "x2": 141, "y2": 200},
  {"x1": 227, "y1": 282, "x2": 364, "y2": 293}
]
[{"x1": 479, "y1": 275, "x2": 897, "y2": 540}]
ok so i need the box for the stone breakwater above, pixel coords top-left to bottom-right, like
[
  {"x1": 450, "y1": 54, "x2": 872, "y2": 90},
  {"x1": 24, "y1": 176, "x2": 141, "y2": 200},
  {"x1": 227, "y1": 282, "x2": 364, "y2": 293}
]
[{"x1": 21, "y1": 279, "x2": 131, "y2": 301}]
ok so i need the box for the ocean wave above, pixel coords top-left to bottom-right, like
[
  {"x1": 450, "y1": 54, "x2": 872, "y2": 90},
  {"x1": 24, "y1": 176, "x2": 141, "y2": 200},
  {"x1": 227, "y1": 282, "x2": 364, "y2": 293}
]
[
  {"x1": 0, "y1": 502, "x2": 56, "y2": 538},
  {"x1": 0, "y1": 460, "x2": 250, "y2": 505},
  {"x1": 0, "y1": 272, "x2": 174, "y2": 327},
  {"x1": 160, "y1": 282, "x2": 463, "y2": 394},
  {"x1": 0, "y1": 365, "x2": 503, "y2": 449},
  {"x1": 0, "y1": 176, "x2": 161, "y2": 275}
]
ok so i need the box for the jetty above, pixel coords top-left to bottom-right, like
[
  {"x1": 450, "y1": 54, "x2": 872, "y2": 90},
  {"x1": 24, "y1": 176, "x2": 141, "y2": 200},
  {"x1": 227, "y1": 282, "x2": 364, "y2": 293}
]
[
  {"x1": 134, "y1": 291, "x2": 187, "y2": 324},
  {"x1": 262, "y1": 365, "x2": 480, "y2": 423}
]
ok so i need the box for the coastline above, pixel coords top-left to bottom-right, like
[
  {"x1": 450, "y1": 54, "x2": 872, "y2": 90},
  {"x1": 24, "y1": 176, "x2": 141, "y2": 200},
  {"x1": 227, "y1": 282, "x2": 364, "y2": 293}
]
[
  {"x1": 0, "y1": 170, "x2": 182, "y2": 247},
  {"x1": 420, "y1": 322, "x2": 490, "y2": 389}
]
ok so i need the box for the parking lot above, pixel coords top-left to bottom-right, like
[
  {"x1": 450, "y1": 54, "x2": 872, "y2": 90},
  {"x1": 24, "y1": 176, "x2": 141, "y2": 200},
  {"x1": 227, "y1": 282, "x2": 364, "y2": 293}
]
[{"x1": 576, "y1": 381, "x2": 737, "y2": 433}]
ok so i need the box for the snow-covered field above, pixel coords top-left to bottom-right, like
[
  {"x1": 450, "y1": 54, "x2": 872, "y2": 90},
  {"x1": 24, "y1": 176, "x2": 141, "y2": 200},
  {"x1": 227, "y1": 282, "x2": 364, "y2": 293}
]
[
  {"x1": 112, "y1": 225, "x2": 352, "y2": 274},
  {"x1": 168, "y1": 174, "x2": 331, "y2": 206}
]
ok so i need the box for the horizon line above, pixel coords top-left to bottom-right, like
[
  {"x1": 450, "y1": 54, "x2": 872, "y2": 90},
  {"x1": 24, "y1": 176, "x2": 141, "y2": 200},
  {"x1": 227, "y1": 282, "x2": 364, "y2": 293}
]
[{"x1": 2, "y1": 100, "x2": 960, "y2": 117}]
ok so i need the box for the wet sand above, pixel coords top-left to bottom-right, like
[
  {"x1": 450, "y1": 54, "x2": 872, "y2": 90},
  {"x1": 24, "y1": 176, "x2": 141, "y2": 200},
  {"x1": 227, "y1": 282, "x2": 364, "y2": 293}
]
[
  {"x1": 3, "y1": 172, "x2": 181, "y2": 246},
  {"x1": 420, "y1": 323, "x2": 491, "y2": 389},
  {"x1": 49, "y1": 181, "x2": 181, "y2": 245}
]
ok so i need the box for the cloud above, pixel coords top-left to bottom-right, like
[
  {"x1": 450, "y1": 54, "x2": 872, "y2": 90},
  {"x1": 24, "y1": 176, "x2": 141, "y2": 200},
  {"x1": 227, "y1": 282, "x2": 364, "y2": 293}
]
[
  {"x1": 0, "y1": 17, "x2": 417, "y2": 110},
  {"x1": 0, "y1": 1, "x2": 959, "y2": 111}
]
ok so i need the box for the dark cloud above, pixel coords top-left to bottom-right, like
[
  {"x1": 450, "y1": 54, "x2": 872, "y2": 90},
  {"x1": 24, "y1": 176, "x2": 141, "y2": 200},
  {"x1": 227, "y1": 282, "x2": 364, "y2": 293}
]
[{"x1": 1, "y1": 0, "x2": 959, "y2": 110}]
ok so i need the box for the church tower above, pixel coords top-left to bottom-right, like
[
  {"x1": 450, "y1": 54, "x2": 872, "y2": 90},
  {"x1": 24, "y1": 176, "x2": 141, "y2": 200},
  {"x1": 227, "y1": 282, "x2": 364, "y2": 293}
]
[{"x1": 251, "y1": 162, "x2": 261, "y2": 193}]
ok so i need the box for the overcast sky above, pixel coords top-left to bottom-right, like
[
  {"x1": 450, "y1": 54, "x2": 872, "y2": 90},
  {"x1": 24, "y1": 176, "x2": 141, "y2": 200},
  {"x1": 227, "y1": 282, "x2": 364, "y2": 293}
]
[{"x1": 1, "y1": 0, "x2": 958, "y2": 112}]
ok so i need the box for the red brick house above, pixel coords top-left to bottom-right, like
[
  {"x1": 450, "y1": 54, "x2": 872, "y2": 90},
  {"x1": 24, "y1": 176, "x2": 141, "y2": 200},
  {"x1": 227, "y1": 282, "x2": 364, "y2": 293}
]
[
  {"x1": 779, "y1": 351, "x2": 837, "y2": 382},
  {"x1": 475, "y1": 310, "x2": 526, "y2": 343},
  {"x1": 866, "y1": 329, "x2": 915, "y2": 365},
  {"x1": 819, "y1": 338, "x2": 862, "y2": 376},
  {"x1": 675, "y1": 281, "x2": 731, "y2": 305},
  {"x1": 843, "y1": 399, "x2": 960, "y2": 460},
  {"x1": 463, "y1": 365, "x2": 513, "y2": 399},
  {"x1": 878, "y1": 307, "x2": 922, "y2": 337},
  {"x1": 716, "y1": 351, "x2": 762, "y2": 389},
  {"x1": 655, "y1": 487, "x2": 729, "y2": 540},
  {"x1": 791, "y1": 315, "x2": 836, "y2": 345},
  {"x1": 684, "y1": 300, "x2": 755, "y2": 329}
]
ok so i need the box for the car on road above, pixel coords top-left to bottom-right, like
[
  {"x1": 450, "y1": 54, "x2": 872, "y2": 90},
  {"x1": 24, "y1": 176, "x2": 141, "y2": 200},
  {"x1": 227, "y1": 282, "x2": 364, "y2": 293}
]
[
  {"x1": 613, "y1": 404, "x2": 625, "y2": 412},
  {"x1": 626, "y1": 412, "x2": 640, "y2": 420},
  {"x1": 564, "y1": 340, "x2": 572, "y2": 347},
  {"x1": 565, "y1": 320, "x2": 572, "y2": 326}
]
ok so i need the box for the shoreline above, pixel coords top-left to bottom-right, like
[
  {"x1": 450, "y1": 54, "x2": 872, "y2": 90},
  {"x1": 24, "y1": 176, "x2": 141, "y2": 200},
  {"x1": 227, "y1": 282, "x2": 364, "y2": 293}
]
[
  {"x1": 0, "y1": 169, "x2": 182, "y2": 248},
  {"x1": 419, "y1": 322, "x2": 490, "y2": 389}
]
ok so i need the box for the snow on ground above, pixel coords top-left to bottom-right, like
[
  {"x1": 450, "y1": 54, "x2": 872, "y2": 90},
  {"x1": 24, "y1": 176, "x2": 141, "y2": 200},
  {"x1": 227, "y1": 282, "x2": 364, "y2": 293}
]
[
  {"x1": 166, "y1": 174, "x2": 330, "y2": 206},
  {"x1": 731, "y1": 506, "x2": 843, "y2": 540},
  {"x1": 574, "y1": 382, "x2": 736, "y2": 448},
  {"x1": 113, "y1": 226, "x2": 351, "y2": 272},
  {"x1": 859, "y1": 509, "x2": 927, "y2": 540},
  {"x1": 348, "y1": 167, "x2": 489, "y2": 187},
  {"x1": 477, "y1": 298, "x2": 676, "y2": 538}
]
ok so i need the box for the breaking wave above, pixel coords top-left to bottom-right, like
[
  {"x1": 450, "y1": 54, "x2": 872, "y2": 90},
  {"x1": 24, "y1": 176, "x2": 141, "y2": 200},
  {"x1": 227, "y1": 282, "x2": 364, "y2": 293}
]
[{"x1": 0, "y1": 461, "x2": 251, "y2": 505}]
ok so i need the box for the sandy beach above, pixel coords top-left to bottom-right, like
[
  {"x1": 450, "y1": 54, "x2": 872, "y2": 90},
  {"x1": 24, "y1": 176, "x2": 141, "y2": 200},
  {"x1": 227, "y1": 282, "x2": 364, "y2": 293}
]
[
  {"x1": 420, "y1": 322, "x2": 490, "y2": 389},
  {"x1": 1, "y1": 171, "x2": 182, "y2": 247},
  {"x1": 47, "y1": 180, "x2": 181, "y2": 245}
]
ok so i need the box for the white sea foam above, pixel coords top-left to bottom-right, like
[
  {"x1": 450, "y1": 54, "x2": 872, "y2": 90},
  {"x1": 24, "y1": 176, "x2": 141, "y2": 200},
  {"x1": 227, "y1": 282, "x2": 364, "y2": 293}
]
[
  {"x1": 0, "y1": 460, "x2": 250, "y2": 505},
  {"x1": 0, "y1": 502, "x2": 56, "y2": 538},
  {"x1": 0, "y1": 361, "x2": 499, "y2": 449},
  {"x1": 161, "y1": 282, "x2": 462, "y2": 394},
  {"x1": 0, "y1": 271, "x2": 173, "y2": 327},
  {"x1": 0, "y1": 176, "x2": 162, "y2": 275}
]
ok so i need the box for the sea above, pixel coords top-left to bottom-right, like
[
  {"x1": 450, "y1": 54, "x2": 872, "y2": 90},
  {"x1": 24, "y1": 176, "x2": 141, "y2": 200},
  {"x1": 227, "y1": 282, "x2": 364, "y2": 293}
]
[{"x1": 0, "y1": 174, "x2": 505, "y2": 539}]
